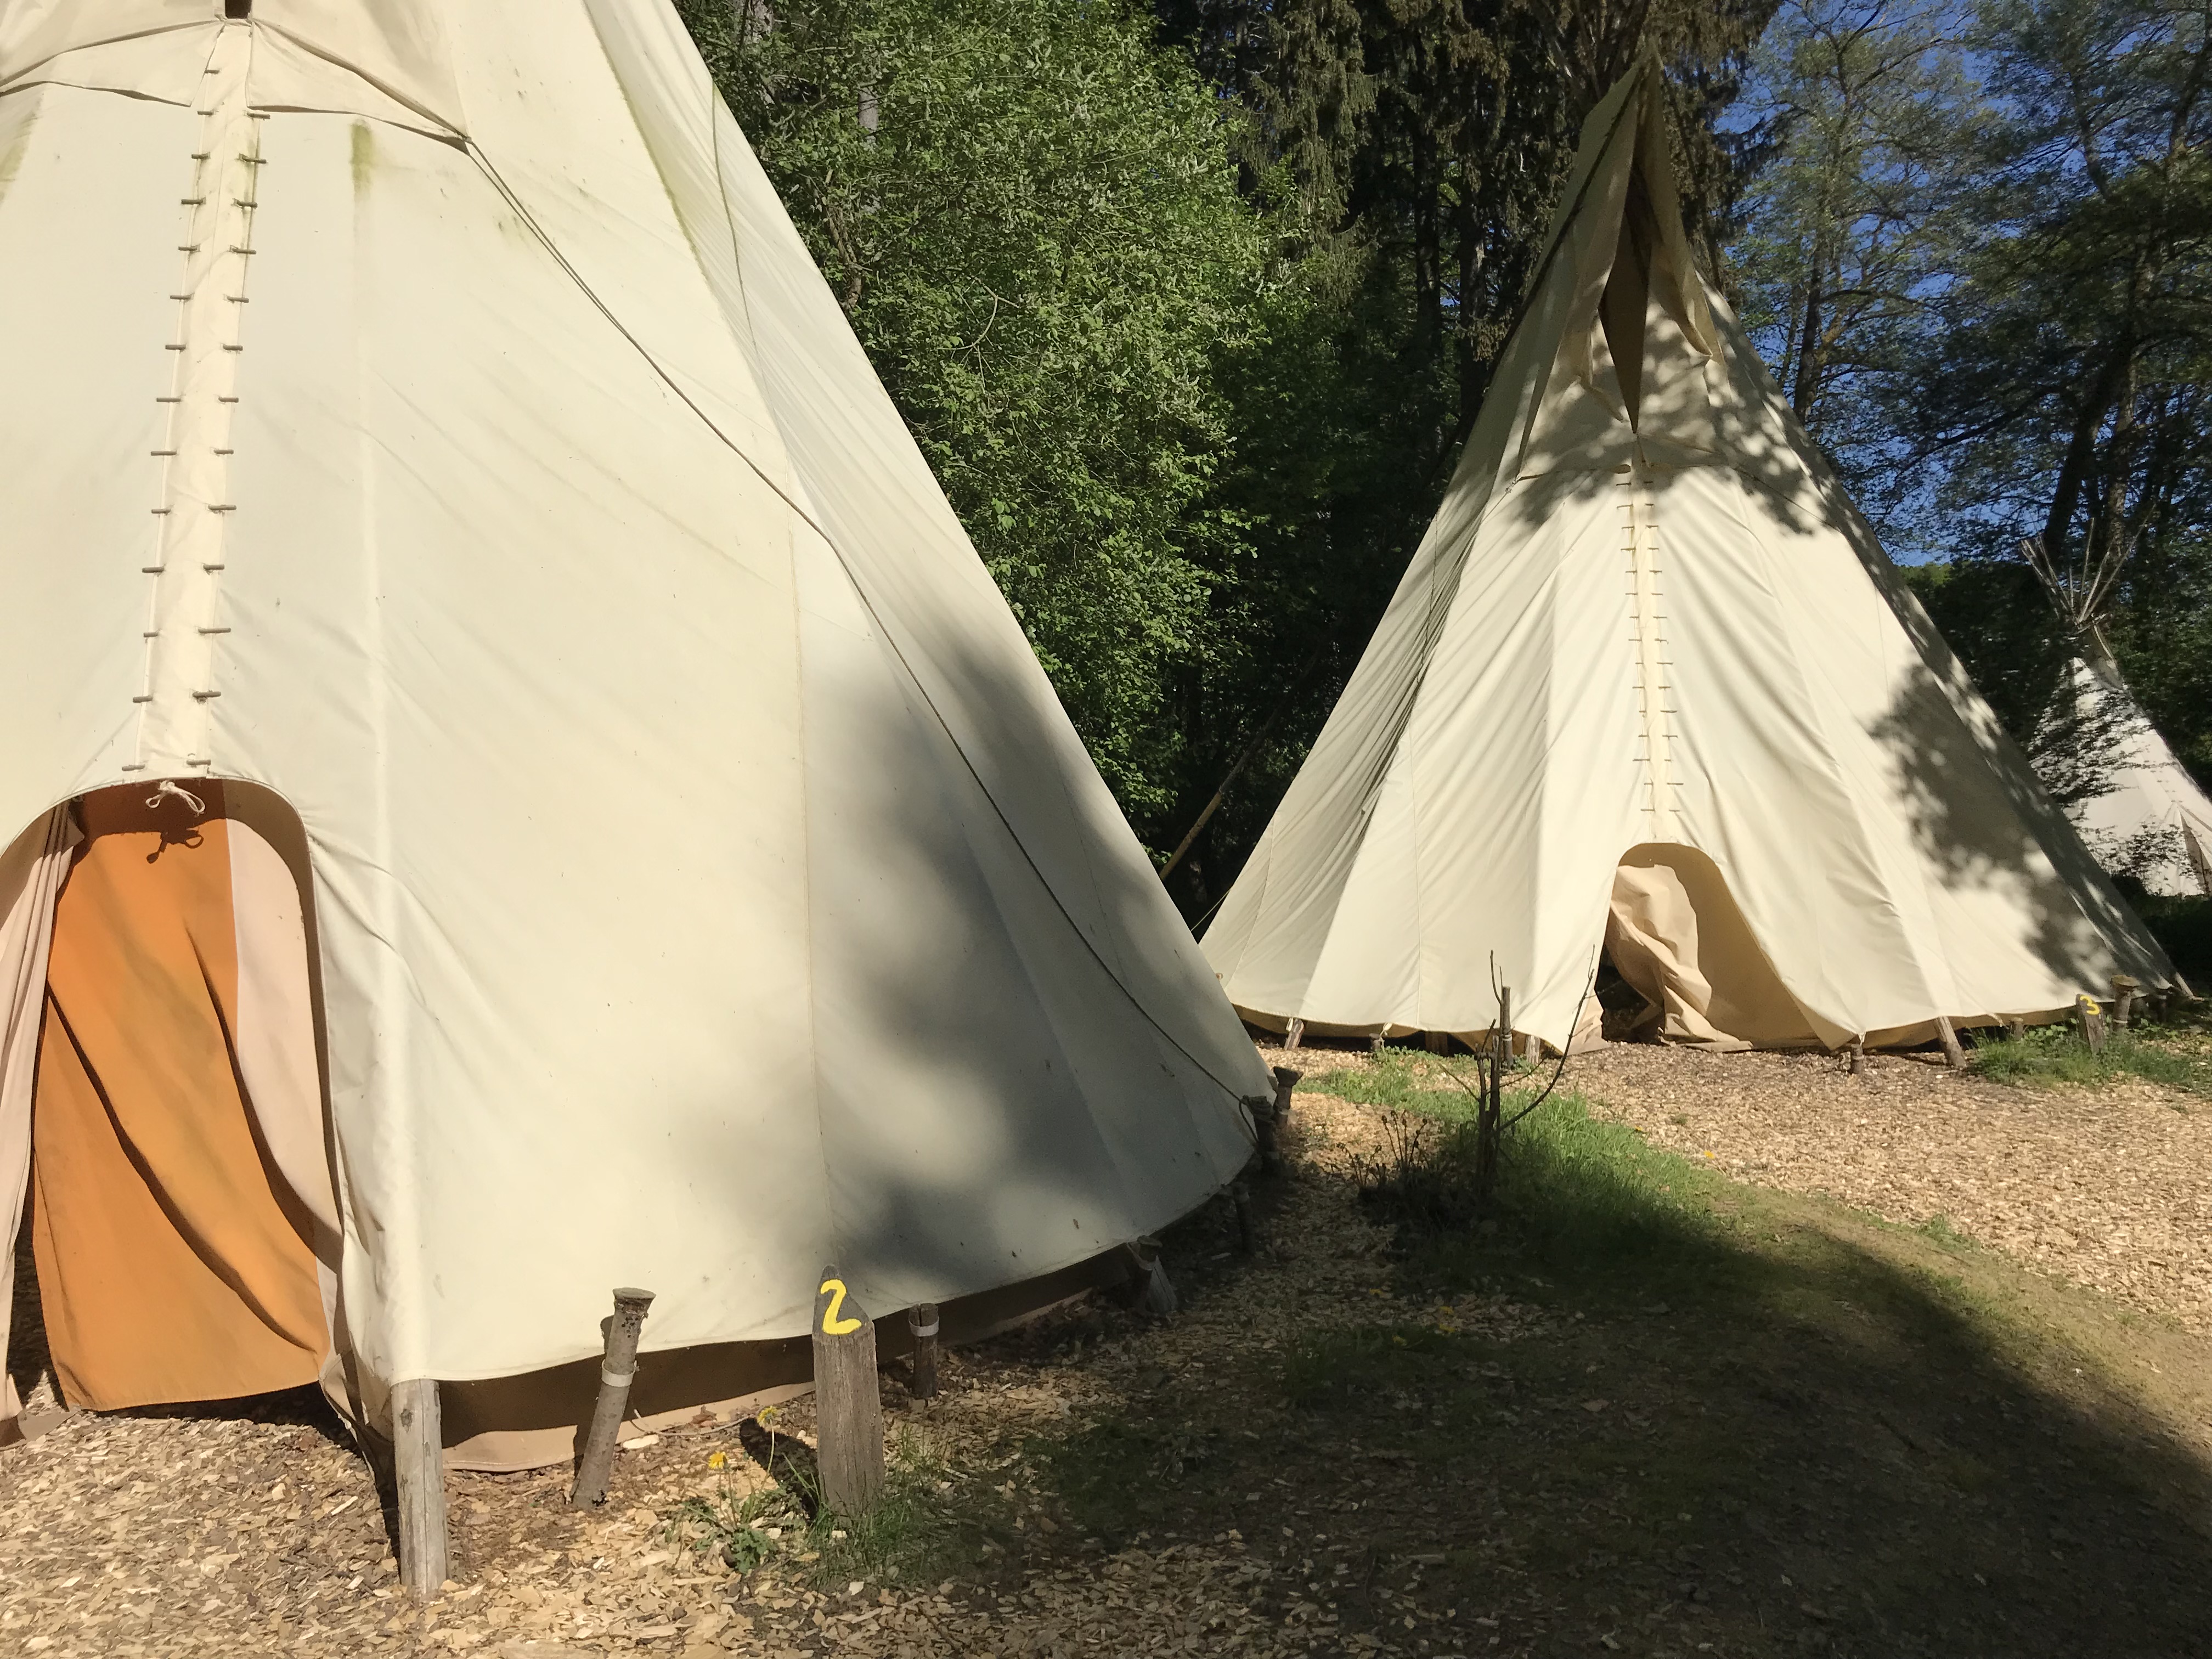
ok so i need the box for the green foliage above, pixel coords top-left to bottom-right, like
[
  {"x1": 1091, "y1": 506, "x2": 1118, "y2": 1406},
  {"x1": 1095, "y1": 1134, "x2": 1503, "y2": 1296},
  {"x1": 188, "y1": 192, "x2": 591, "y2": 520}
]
[
  {"x1": 1970, "y1": 1020, "x2": 2212, "y2": 1097},
  {"x1": 663, "y1": 1429, "x2": 952, "y2": 1586},
  {"x1": 2126, "y1": 888, "x2": 2212, "y2": 981},
  {"x1": 1763, "y1": 0, "x2": 2212, "y2": 802},
  {"x1": 681, "y1": 0, "x2": 1281, "y2": 813},
  {"x1": 1730, "y1": 0, "x2": 1980, "y2": 438}
]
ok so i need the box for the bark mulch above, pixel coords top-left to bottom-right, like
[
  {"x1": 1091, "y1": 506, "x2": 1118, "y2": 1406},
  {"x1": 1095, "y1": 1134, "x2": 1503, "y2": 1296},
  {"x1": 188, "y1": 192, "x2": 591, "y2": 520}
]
[
  {"x1": 5, "y1": 1035, "x2": 2212, "y2": 1658},
  {"x1": 1566, "y1": 1041, "x2": 2212, "y2": 1333}
]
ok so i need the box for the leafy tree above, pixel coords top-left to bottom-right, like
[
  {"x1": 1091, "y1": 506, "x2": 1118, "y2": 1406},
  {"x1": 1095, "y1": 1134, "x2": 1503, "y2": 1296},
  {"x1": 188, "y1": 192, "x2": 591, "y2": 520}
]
[
  {"x1": 680, "y1": 0, "x2": 1282, "y2": 816},
  {"x1": 1729, "y1": 0, "x2": 1978, "y2": 444},
  {"x1": 1883, "y1": 0, "x2": 2212, "y2": 785}
]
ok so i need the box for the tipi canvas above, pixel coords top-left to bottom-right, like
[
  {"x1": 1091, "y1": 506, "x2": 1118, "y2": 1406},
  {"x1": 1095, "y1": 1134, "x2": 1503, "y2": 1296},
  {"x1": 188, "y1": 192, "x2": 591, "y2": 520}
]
[
  {"x1": 1202, "y1": 58, "x2": 2175, "y2": 1054},
  {"x1": 0, "y1": 0, "x2": 1266, "y2": 1457},
  {"x1": 2058, "y1": 654, "x2": 2212, "y2": 899}
]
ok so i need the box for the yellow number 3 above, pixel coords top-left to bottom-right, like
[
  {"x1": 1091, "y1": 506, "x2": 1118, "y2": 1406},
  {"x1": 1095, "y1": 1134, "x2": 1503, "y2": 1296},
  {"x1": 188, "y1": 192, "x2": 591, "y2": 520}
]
[{"x1": 817, "y1": 1277, "x2": 862, "y2": 1335}]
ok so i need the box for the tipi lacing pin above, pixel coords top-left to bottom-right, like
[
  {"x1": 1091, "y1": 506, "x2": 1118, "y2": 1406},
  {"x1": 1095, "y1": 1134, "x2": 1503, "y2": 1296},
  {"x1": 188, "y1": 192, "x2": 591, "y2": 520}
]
[{"x1": 146, "y1": 780, "x2": 206, "y2": 814}]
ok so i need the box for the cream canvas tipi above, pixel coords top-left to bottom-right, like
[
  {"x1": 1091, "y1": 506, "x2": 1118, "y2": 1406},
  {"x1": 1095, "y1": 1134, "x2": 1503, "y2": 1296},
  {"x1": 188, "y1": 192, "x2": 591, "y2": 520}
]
[
  {"x1": 0, "y1": 0, "x2": 1266, "y2": 1454},
  {"x1": 2057, "y1": 654, "x2": 2212, "y2": 899},
  {"x1": 1202, "y1": 58, "x2": 2175, "y2": 1055}
]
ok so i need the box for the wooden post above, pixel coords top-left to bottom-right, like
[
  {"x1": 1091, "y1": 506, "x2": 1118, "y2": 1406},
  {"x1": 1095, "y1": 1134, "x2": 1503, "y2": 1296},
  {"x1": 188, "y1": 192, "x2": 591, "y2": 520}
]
[
  {"x1": 393, "y1": 1378, "x2": 447, "y2": 1604},
  {"x1": 1232, "y1": 1180, "x2": 1255, "y2": 1254},
  {"x1": 1266, "y1": 1065, "x2": 1300, "y2": 1175},
  {"x1": 1474, "y1": 988, "x2": 1509, "y2": 1210},
  {"x1": 906, "y1": 1302, "x2": 939, "y2": 1401},
  {"x1": 1283, "y1": 1017, "x2": 1304, "y2": 1051},
  {"x1": 1128, "y1": 1237, "x2": 1177, "y2": 1317},
  {"x1": 1424, "y1": 1029, "x2": 1447, "y2": 1055},
  {"x1": 2078, "y1": 994, "x2": 2107, "y2": 1054},
  {"x1": 571, "y1": 1287, "x2": 654, "y2": 1509},
  {"x1": 1934, "y1": 1014, "x2": 1967, "y2": 1071},
  {"x1": 2113, "y1": 976, "x2": 2139, "y2": 1030},
  {"x1": 1846, "y1": 1036, "x2": 1865, "y2": 1076},
  {"x1": 2006, "y1": 1017, "x2": 2027, "y2": 1042},
  {"x1": 811, "y1": 1266, "x2": 884, "y2": 1517}
]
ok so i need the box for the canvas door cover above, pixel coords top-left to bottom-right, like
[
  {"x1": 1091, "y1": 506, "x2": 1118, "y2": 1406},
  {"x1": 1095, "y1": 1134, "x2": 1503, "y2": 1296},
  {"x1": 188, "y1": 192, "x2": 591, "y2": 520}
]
[
  {"x1": 30, "y1": 785, "x2": 331, "y2": 1409},
  {"x1": 1201, "y1": 57, "x2": 2175, "y2": 1053},
  {"x1": 0, "y1": 0, "x2": 1266, "y2": 1396},
  {"x1": 2059, "y1": 657, "x2": 2212, "y2": 900}
]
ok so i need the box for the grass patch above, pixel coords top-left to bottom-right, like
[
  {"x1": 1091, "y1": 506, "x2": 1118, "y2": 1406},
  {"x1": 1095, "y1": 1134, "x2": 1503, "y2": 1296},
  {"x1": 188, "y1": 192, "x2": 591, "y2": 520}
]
[
  {"x1": 1971, "y1": 1022, "x2": 2212, "y2": 1097},
  {"x1": 1301, "y1": 1050, "x2": 1730, "y2": 1293}
]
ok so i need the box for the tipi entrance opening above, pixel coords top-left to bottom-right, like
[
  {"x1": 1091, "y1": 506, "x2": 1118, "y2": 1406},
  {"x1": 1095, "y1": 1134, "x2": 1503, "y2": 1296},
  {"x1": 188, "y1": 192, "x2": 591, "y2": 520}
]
[
  {"x1": 1598, "y1": 844, "x2": 1825, "y2": 1050},
  {"x1": 4, "y1": 784, "x2": 333, "y2": 1423}
]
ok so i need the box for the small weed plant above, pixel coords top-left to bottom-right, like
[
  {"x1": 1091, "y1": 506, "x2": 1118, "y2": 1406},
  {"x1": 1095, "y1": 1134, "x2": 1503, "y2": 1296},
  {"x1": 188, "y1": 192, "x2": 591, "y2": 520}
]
[
  {"x1": 664, "y1": 1427, "x2": 949, "y2": 1587},
  {"x1": 1302, "y1": 1051, "x2": 1724, "y2": 1292}
]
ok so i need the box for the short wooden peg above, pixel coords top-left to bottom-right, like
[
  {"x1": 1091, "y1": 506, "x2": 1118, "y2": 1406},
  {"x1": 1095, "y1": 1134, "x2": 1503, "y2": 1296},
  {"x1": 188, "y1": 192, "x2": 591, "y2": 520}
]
[
  {"x1": 907, "y1": 1302, "x2": 940, "y2": 1401},
  {"x1": 571, "y1": 1287, "x2": 654, "y2": 1509},
  {"x1": 2006, "y1": 1017, "x2": 2027, "y2": 1041},
  {"x1": 1846, "y1": 1036, "x2": 1865, "y2": 1077},
  {"x1": 1265, "y1": 1065, "x2": 1300, "y2": 1175},
  {"x1": 2113, "y1": 976, "x2": 2138, "y2": 1031},
  {"x1": 812, "y1": 1266, "x2": 884, "y2": 1517},
  {"x1": 393, "y1": 1377, "x2": 447, "y2": 1604},
  {"x1": 1934, "y1": 1014, "x2": 1967, "y2": 1071},
  {"x1": 1283, "y1": 1017, "x2": 1304, "y2": 1051},
  {"x1": 2078, "y1": 994, "x2": 2107, "y2": 1054},
  {"x1": 1129, "y1": 1237, "x2": 1177, "y2": 1317}
]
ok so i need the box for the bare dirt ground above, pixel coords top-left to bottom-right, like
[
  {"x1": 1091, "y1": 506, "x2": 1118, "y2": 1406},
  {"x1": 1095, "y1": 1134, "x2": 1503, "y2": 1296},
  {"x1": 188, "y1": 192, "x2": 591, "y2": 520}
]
[{"x1": 5, "y1": 1036, "x2": 2212, "y2": 1658}]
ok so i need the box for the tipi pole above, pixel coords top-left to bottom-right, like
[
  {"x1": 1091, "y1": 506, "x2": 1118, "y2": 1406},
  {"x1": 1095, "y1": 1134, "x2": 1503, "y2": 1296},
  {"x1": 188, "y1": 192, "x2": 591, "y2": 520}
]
[
  {"x1": 393, "y1": 1378, "x2": 447, "y2": 1603},
  {"x1": 571, "y1": 1288, "x2": 654, "y2": 1509}
]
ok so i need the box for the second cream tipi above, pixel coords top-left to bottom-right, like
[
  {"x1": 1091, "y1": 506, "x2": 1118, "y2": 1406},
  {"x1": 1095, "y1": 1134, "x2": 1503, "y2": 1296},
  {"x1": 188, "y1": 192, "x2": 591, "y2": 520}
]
[{"x1": 1203, "y1": 57, "x2": 2174, "y2": 1053}]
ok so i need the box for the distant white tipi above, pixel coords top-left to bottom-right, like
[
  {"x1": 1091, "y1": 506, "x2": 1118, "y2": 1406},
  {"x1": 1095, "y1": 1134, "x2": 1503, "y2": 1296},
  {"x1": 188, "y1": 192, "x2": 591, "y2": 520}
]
[
  {"x1": 1202, "y1": 57, "x2": 2175, "y2": 1054},
  {"x1": 2010, "y1": 532, "x2": 2212, "y2": 902},
  {"x1": 2054, "y1": 654, "x2": 2212, "y2": 899}
]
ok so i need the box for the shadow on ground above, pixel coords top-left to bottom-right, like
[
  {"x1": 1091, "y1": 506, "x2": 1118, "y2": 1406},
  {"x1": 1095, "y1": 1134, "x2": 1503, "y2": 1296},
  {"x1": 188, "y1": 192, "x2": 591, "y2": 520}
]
[{"x1": 960, "y1": 1071, "x2": 2212, "y2": 1659}]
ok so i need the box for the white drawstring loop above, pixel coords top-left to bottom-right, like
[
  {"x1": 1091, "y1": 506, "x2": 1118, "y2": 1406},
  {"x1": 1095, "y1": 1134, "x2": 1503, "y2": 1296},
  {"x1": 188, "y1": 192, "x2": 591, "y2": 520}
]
[{"x1": 145, "y1": 780, "x2": 206, "y2": 814}]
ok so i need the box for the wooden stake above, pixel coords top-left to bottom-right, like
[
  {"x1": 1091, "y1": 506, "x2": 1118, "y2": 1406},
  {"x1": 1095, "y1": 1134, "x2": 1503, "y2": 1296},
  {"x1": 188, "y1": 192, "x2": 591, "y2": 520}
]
[
  {"x1": 906, "y1": 1302, "x2": 939, "y2": 1401},
  {"x1": 1283, "y1": 1017, "x2": 1304, "y2": 1051},
  {"x1": 1846, "y1": 1037, "x2": 1865, "y2": 1076},
  {"x1": 1128, "y1": 1238, "x2": 1177, "y2": 1317},
  {"x1": 2113, "y1": 975, "x2": 2139, "y2": 1030},
  {"x1": 2078, "y1": 994, "x2": 2107, "y2": 1054},
  {"x1": 811, "y1": 1266, "x2": 884, "y2": 1517},
  {"x1": 2006, "y1": 1017, "x2": 2026, "y2": 1041},
  {"x1": 571, "y1": 1287, "x2": 654, "y2": 1509},
  {"x1": 1934, "y1": 1014, "x2": 1967, "y2": 1071},
  {"x1": 1424, "y1": 1029, "x2": 1448, "y2": 1055},
  {"x1": 1474, "y1": 988, "x2": 1509, "y2": 1210},
  {"x1": 1265, "y1": 1065, "x2": 1300, "y2": 1176},
  {"x1": 1232, "y1": 1181, "x2": 1256, "y2": 1253},
  {"x1": 393, "y1": 1377, "x2": 447, "y2": 1604}
]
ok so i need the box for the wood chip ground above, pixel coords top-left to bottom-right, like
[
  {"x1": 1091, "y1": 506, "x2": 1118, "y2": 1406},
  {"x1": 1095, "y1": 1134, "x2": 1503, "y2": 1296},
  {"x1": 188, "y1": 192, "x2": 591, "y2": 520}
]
[{"x1": 4, "y1": 1037, "x2": 2210, "y2": 1657}]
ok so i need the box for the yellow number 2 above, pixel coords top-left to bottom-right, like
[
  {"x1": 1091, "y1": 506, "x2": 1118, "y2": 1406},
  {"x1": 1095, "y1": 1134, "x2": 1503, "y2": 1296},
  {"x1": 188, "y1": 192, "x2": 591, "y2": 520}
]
[{"x1": 817, "y1": 1277, "x2": 862, "y2": 1336}]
